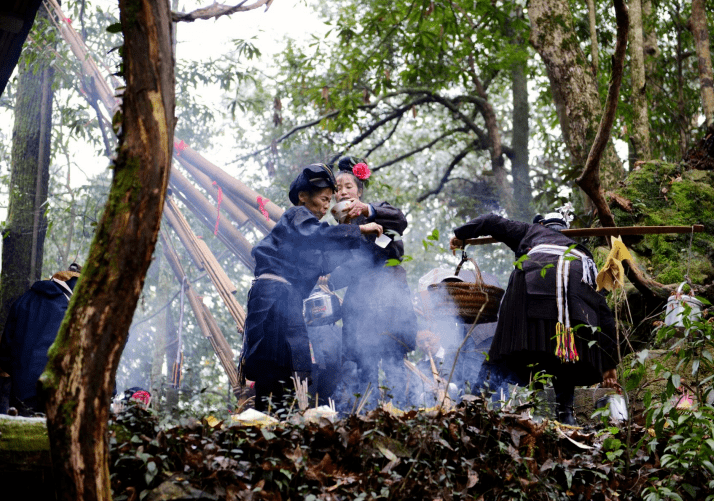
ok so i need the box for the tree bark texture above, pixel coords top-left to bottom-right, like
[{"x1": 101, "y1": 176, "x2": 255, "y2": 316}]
[
  {"x1": 529, "y1": 0, "x2": 625, "y2": 190},
  {"x1": 0, "y1": 7, "x2": 54, "y2": 333},
  {"x1": 628, "y1": 0, "x2": 651, "y2": 162},
  {"x1": 576, "y1": 0, "x2": 629, "y2": 230},
  {"x1": 39, "y1": 0, "x2": 175, "y2": 499},
  {"x1": 511, "y1": 53, "x2": 531, "y2": 221},
  {"x1": 587, "y1": 0, "x2": 599, "y2": 76},
  {"x1": 689, "y1": 0, "x2": 714, "y2": 132}
]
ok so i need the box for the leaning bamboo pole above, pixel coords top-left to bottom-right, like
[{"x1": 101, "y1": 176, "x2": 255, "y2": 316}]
[
  {"x1": 169, "y1": 168, "x2": 256, "y2": 270},
  {"x1": 160, "y1": 232, "x2": 241, "y2": 394},
  {"x1": 162, "y1": 203, "x2": 204, "y2": 270},
  {"x1": 177, "y1": 155, "x2": 275, "y2": 234},
  {"x1": 175, "y1": 156, "x2": 253, "y2": 229},
  {"x1": 164, "y1": 198, "x2": 247, "y2": 328},
  {"x1": 46, "y1": 0, "x2": 281, "y2": 234},
  {"x1": 174, "y1": 144, "x2": 283, "y2": 225}
]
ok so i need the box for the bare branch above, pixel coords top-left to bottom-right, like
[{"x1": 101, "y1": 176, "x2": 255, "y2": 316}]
[
  {"x1": 417, "y1": 145, "x2": 476, "y2": 202},
  {"x1": 329, "y1": 96, "x2": 434, "y2": 164},
  {"x1": 171, "y1": 0, "x2": 272, "y2": 23},
  {"x1": 576, "y1": 0, "x2": 628, "y2": 229},
  {"x1": 363, "y1": 114, "x2": 403, "y2": 158},
  {"x1": 373, "y1": 127, "x2": 469, "y2": 171},
  {"x1": 235, "y1": 110, "x2": 342, "y2": 162}
]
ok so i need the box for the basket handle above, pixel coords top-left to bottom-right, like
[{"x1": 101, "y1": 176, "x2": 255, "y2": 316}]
[{"x1": 454, "y1": 250, "x2": 485, "y2": 287}]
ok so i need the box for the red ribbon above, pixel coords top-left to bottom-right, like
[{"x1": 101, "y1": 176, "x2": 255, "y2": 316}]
[
  {"x1": 174, "y1": 140, "x2": 188, "y2": 156},
  {"x1": 64, "y1": 18, "x2": 72, "y2": 24},
  {"x1": 257, "y1": 196, "x2": 270, "y2": 222},
  {"x1": 212, "y1": 182, "x2": 223, "y2": 235}
]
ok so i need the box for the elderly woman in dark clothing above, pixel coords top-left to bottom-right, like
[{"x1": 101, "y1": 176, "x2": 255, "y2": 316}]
[
  {"x1": 239, "y1": 164, "x2": 383, "y2": 412},
  {"x1": 450, "y1": 210, "x2": 618, "y2": 425},
  {"x1": 328, "y1": 157, "x2": 418, "y2": 409}
]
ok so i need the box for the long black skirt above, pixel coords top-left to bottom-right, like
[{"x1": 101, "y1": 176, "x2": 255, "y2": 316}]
[{"x1": 488, "y1": 269, "x2": 616, "y2": 388}]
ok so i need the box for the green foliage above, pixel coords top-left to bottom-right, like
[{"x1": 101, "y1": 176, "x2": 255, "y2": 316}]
[{"x1": 637, "y1": 302, "x2": 714, "y2": 499}]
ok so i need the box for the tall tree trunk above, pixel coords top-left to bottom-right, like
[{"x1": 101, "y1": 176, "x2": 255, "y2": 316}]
[
  {"x1": 689, "y1": 0, "x2": 714, "y2": 132},
  {"x1": 642, "y1": 0, "x2": 659, "y2": 63},
  {"x1": 628, "y1": 0, "x2": 652, "y2": 163},
  {"x1": 587, "y1": 0, "x2": 599, "y2": 77},
  {"x1": 529, "y1": 0, "x2": 625, "y2": 190},
  {"x1": 39, "y1": 1, "x2": 175, "y2": 499},
  {"x1": 674, "y1": 6, "x2": 690, "y2": 157},
  {"x1": 0, "y1": 6, "x2": 55, "y2": 332},
  {"x1": 511, "y1": 50, "x2": 531, "y2": 221}
]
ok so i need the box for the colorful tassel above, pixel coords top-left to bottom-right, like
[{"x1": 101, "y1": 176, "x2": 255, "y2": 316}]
[{"x1": 555, "y1": 322, "x2": 579, "y2": 362}]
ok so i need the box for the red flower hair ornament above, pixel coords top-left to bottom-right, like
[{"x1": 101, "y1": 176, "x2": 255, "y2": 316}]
[{"x1": 352, "y1": 162, "x2": 371, "y2": 180}]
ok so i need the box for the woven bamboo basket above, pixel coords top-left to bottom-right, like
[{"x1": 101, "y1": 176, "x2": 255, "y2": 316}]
[{"x1": 422, "y1": 253, "x2": 504, "y2": 324}]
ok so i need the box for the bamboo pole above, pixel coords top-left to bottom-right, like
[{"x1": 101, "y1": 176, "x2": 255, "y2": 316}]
[
  {"x1": 200, "y1": 302, "x2": 241, "y2": 396},
  {"x1": 46, "y1": 0, "x2": 281, "y2": 234},
  {"x1": 463, "y1": 224, "x2": 706, "y2": 246},
  {"x1": 171, "y1": 188, "x2": 255, "y2": 272},
  {"x1": 163, "y1": 202, "x2": 204, "y2": 269},
  {"x1": 164, "y1": 198, "x2": 247, "y2": 328},
  {"x1": 175, "y1": 145, "x2": 283, "y2": 223},
  {"x1": 177, "y1": 156, "x2": 274, "y2": 234},
  {"x1": 169, "y1": 168, "x2": 256, "y2": 270},
  {"x1": 45, "y1": 0, "x2": 120, "y2": 116},
  {"x1": 160, "y1": 233, "x2": 241, "y2": 393},
  {"x1": 174, "y1": 156, "x2": 252, "y2": 228}
]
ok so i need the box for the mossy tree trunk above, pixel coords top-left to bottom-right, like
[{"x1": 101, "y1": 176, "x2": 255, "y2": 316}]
[
  {"x1": 39, "y1": 0, "x2": 175, "y2": 499},
  {"x1": 628, "y1": 0, "x2": 652, "y2": 164},
  {"x1": 689, "y1": 0, "x2": 714, "y2": 133},
  {"x1": 0, "y1": 6, "x2": 55, "y2": 333},
  {"x1": 528, "y1": 0, "x2": 625, "y2": 191},
  {"x1": 511, "y1": 41, "x2": 531, "y2": 221},
  {"x1": 586, "y1": 0, "x2": 599, "y2": 77}
]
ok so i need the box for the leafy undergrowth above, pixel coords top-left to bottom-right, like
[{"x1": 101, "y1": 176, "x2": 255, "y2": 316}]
[{"x1": 108, "y1": 396, "x2": 706, "y2": 501}]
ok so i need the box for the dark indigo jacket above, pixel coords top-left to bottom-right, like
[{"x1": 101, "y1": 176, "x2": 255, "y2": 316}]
[
  {"x1": 0, "y1": 278, "x2": 76, "y2": 407},
  {"x1": 241, "y1": 206, "x2": 362, "y2": 380}
]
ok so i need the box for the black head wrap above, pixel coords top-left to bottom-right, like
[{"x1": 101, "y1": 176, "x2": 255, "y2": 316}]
[{"x1": 288, "y1": 163, "x2": 337, "y2": 206}]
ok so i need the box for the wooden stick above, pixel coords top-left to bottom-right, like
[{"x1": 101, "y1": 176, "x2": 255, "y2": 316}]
[
  {"x1": 160, "y1": 232, "x2": 241, "y2": 392},
  {"x1": 170, "y1": 168, "x2": 256, "y2": 270},
  {"x1": 47, "y1": 0, "x2": 282, "y2": 230},
  {"x1": 178, "y1": 157, "x2": 275, "y2": 235},
  {"x1": 464, "y1": 224, "x2": 705, "y2": 246}
]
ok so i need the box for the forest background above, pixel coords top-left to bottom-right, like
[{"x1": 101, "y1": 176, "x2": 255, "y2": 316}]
[{"x1": 0, "y1": 0, "x2": 712, "y2": 422}]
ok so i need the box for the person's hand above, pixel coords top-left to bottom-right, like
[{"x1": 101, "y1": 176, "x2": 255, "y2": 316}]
[
  {"x1": 317, "y1": 275, "x2": 330, "y2": 287},
  {"x1": 359, "y1": 222, "x2": 383, "y2": 237},
  {"x1": 449, "y1": 236, "x2": 465, "y2": 255},
  {"x1": 602, "y1": 369, "x2": 619, "y2": 391},
  {"x1": 345, "y1": 199, "x2": 369, "y2": 221}
]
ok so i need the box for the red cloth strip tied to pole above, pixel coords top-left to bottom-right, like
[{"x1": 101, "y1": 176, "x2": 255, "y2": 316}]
[
  {"x1": 212, "y1": 181, "x2": 223, "y2": 235},
  {"x1": 174, "y1": 139, "x2": 188, "y2": 156},
  {"x1": 257, "y1": 196, "x2": 270, "y2": 222}
]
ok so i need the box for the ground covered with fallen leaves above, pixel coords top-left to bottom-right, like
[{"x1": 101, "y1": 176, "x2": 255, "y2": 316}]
[{"x1": 107, "y1": 395, "x2": 714, "y2": 501}]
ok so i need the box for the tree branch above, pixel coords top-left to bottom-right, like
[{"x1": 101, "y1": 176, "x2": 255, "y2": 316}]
[
  {"x1": 373, "y1": 127, "x2": 469, "y2": 171},
  {"x1": 417, "y1": 145, "x2": 475, "y2": 202},
  {"x1": 171, "y1": 0, "x2": 272, "y2": 22},
  {"x1": 235, "y1": 110, "x2": 342, "y2": 161},
  {"x1": 575, "y1": 0, "x2": 628, "y2": 229},
  {"x1": 363, "y1": 114, "x2": 403, "y2": 158},
  {"x1": 329, "y1": 96, "x2": 434, "y2": 164}
]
